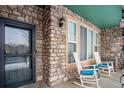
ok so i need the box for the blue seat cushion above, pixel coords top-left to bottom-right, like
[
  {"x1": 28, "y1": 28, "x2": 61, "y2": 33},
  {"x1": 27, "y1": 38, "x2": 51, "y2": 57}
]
[
  {"x1": 80, "y1": 70, "x2": 94, "y2": 75},
  {"x1": 98, "y1": 64, "x2": 108, "y2": 68}
]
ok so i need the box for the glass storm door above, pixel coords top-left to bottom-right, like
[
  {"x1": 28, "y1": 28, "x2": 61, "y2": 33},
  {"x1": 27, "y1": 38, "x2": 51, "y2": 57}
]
[{"x1": 0, "y1": 17, "x2": 35, "y2": 87}]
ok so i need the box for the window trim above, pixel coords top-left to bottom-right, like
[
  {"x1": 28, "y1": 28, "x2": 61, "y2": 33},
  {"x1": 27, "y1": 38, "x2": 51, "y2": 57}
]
[
  {"x1": 93, "y1": 32, "x2": 99, "y2": 52},
  {"x1": 68, "y1": 19, "x2": 77, "y2": 64},
  {"x1": 0, "y1": 17, "x2": 35, "y2": 88},
  {"x1": 96, "y1": 33, "x2": 99, "y2": 45},
  {"x1": 68, "y1": 19, "x2": 77, "y2": 43}
]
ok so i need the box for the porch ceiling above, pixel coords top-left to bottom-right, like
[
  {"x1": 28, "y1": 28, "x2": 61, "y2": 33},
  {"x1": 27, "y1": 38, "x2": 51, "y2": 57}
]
[{"x1": 65, "y1": 5, "x2": 122, "y2": 29}]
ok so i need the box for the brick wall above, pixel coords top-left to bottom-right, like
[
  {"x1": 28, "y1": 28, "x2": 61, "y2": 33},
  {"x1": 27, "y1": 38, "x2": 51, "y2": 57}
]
[{"x1": 0, "y1": 5, "x2": 43, "y2": 87}]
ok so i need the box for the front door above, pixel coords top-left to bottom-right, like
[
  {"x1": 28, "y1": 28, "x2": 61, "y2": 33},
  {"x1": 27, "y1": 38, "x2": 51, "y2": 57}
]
[{"x1": 0, "y1": 17, "x2": 35, "y2": 87}]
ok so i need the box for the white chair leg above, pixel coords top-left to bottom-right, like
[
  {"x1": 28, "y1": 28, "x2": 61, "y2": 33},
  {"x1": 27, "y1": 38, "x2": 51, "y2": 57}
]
[
  {"x1": 80, "y1": 77, "x2": 84, "y2": 86},
  {"x1": 98, "y1": 70, "x2": 101, "y2": 76},
  {"x1": 111, "y1": 63, "x2": 114, "y2": 73},
  {"x1": 112, "y1": 66, "x2": 115, "y2": 73},
  {"x1": 95, "y1": 77, "x2": 99, "y2": 88},
  {"x1": 108, "y1": 69, "x2": 111, "y2": 76},
  {"x1": 95, "y1": 71, "x2": 99, "y2": 88}
]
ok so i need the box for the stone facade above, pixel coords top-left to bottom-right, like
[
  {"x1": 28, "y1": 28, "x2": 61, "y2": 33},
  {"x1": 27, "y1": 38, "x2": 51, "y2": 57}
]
[
  {"x1": 42, "y1": 6, "x2": 67, "y2": 87},
  {"x1": 0, "y1": 5, "x2": 102, "y2": 87},
  {"x1": 0, "y1": 5, "x2": 43, "y2": 87},
  {"x1": 101, "y1": 27, "x2": 124, "y2": 69},
  {"x1": 42, "y1": 5, "x2": 101, "y2": 81}
]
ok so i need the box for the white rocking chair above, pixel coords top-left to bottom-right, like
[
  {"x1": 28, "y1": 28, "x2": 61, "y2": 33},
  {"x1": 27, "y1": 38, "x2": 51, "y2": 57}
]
[
  {"x1": 94, "y1": 52, "x2": 114, "y2": 76},
  {"x1": 73, "y1": 52, "x2": 100, "y2": 88}
]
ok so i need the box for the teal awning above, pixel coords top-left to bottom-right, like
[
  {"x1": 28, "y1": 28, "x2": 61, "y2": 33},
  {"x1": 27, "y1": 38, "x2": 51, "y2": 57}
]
[{"x1": 65, "y1": 5, "x2": 122, "y2": 29}]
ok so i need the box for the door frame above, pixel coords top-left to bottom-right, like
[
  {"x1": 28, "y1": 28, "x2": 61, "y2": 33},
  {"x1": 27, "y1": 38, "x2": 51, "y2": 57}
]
[{"x1": 0, "y1": 17, "x2": 36, "y2": 88}]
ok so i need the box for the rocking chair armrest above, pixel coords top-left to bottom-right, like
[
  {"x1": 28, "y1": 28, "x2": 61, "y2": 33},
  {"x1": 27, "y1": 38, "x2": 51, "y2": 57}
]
[
  {"x1": 102, "y1": 61, "x2": 114, "y2": 63},
  {"x1": 82, "y1": 65, "x2": 98, "y2": 70},
  {"x1": 102, "y1": 61, "x2": 114, "y2": 65},
  {"x1": 82, "y1": 65, "x2": 96, "y2": 68},
  {"x1": 81, "y1": 68, "x2": 98, "y2": 71},
  {"x1": 83, "y1": 64, "x2": 96, "y2": 67}
]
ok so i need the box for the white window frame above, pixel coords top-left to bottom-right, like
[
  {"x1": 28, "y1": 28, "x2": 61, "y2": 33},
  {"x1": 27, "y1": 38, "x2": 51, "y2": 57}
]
[
  {"x1": 94, "y1": 32, "x2": 99, "y2": 52},
  {"x1": 96, "y1": 33, "x2": 99, "y2": 46},
  {"x1": 68, "y1": 19, "x2": 77, "y2": 43},
  {"x1": 68, "y1": 19, "x2": 77, "y2": 64}
]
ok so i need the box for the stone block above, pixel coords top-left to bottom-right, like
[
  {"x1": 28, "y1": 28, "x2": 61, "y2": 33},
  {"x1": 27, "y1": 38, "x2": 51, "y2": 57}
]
[
  {"x1": 13, "y1": 10, "x2": 21, "y2": 16},
  {"x1": 49, "y1": 68, "x2": 56, "y2": 72},
  {"x1": 59, "y1": 74, "x2": 65, "y2": 79},
  {"x1": 17, "y1": 16, "x2": 24, "y2": 21},
  {"x1": 36, "y1": 75, "x2": 43, "y2": 81},
  {"x1": 8, "y1": 14, "x2": 16, "y2": 19},
  {"x1": 49, "y1": 76, "x2": 58, "y2": 82}
]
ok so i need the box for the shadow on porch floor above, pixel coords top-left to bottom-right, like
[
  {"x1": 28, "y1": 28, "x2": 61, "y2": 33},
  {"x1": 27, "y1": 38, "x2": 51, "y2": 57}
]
[
  {"x1": 20, "y1": 70, "x2": 122, "y2": 88},
  {"x1": 54, "y1": 71, "x2": 122, "y2": 88}
]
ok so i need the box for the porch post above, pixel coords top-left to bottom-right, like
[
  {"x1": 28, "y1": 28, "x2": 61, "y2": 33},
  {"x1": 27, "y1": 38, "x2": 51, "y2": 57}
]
[{"x1": 42, "y1": 5, "x2": 67, "y2": 87}]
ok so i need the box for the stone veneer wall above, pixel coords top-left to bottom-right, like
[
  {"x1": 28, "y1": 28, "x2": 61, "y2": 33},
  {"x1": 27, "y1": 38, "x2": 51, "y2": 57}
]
[
  {"x1": 0, "y1": 5, "x2": 43, "y2": 87},
  {"x1": 42, "y1": 5, "x2": 101, "y2": 86},
  {"x1": 0, "y1": 5, "x2": 101, "y2": 87},
  {"x1": 101, "y1": 27, "x2": 123, "y2": 68},
  {"x1": 42, "y1": 6, "x2": 67, "y2": 87},
  {"x1": 101, "y1": 27, "x2": 124, "y2": 71}
]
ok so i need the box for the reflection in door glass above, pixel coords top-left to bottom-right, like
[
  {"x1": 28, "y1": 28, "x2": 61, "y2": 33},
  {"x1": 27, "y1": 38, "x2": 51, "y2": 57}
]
[
  {"x1": 5, "y1": 26, "x2": 30, "y2": 54},
  {"x1": 5, "y1": 56, "x2": 31, "y2": 87},
  {"x1": 4, "y1": 26, "x2": 32, "y2": 87}
]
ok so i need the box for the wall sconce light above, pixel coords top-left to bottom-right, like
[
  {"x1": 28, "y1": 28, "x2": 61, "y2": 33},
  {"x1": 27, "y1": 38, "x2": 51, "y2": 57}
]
[{"x1": 59, "y1": 13, "x2": 65, "y2": 27}]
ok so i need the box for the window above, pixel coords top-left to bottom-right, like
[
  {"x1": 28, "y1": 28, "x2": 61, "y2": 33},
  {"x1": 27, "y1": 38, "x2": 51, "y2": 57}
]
[
  {"x1": 87, "y1": 30, "x2": 93, "y2": 59},
  {"x1": 5, "y1": 26, "x2": 30, "y2": 54},
  {"x1": 94, "y1": 33, "x2": 99, "y2": 52},
  {"x1": 80, "y1": 26, "x2": 99, "y2": 61},
  {"x1": 96, "y1": 33, "x2": 99, "y2": 45},
  {"x1": 93, "y1": 32, "x2": 99, "y2": 52},
  {"x1": 68, "y1": 20, "x2": 99, "y2": 62},
  {"x1": 0, "y1": 17, "x2": 35, "y2": 87},
  {"x1": 80, "y1": 26, "x2": 87, "y2": 61},
  {"x1": 68, "y1": 20, "x2": 76, "y2": 63}
]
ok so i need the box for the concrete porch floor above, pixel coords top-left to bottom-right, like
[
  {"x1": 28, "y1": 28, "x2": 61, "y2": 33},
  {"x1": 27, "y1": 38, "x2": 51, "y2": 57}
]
[{"x1": 20, "y1": 70, "x2": 122, "y2": 88}]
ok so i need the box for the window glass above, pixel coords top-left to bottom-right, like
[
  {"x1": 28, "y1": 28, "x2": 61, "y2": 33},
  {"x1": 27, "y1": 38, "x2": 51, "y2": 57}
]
[
  {"x1": 94, "y1": 33, "x2": 99, "y2": 52},
  {"x1": 5, "y1": 26, "x2": 30, "y2": 54},
  {"x1": 5, "y1": 56, "x2": 31, "y2": 86},
  {"x1": 68, "y1": 21, "x2": 76, "y2": 42},
  {"x1": 4, "y1": 26, "x2": 32, "y2": 87},
  {"x1": 68, "y1": 43, "x2": 76, "y2": 63},
  {"x1": 80, "y1": 26, "x2": 87, "y2": 61},
  {"x1": 87, "y1": 30, "x2": 93, "y2": 59},
  {"x1": 96, "y1": 33, "x2": 99, "y2": 45}
]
